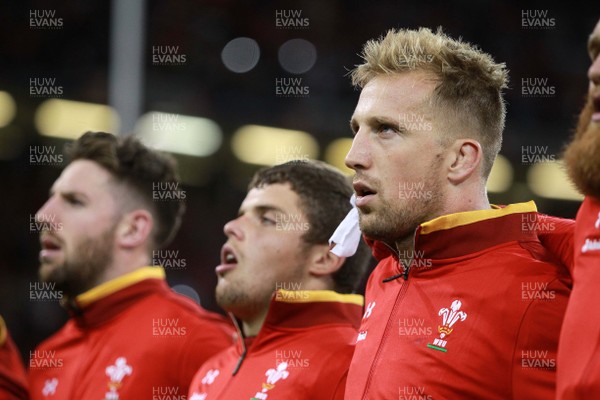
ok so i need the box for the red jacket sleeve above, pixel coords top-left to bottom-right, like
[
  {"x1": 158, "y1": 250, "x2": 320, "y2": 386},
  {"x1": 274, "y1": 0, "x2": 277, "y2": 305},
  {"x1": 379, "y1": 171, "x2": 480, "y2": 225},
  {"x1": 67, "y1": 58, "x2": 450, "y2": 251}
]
[
  {"x1": 512, "y1": 275, "x2": 571, "y2": 399},
  {"x1": 0, "y1": 316, "x2": 28, "y2": 400},
  {"x1": 537, "y1": 214, "x2": 575, "y2": 275}
]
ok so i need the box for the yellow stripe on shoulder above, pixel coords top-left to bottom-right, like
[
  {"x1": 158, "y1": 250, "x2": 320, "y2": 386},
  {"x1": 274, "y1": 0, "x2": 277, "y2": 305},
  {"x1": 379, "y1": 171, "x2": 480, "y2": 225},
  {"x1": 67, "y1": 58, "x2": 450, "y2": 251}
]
[
  {"x1": 77, "y1": 266, "x2": 165, "y2": 307},
  {"x1": 275, "y1": 289, "x2": 364, "y2": 306},
  {"x1": 420, "y1": 201, "x2": 537, "y2": 235}
]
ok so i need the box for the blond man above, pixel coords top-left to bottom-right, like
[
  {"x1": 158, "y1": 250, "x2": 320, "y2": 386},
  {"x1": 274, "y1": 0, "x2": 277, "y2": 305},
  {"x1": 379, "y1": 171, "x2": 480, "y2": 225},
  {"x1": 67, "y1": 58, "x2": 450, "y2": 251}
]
[{"x1": 343, "y1": 28, "x2": 572, "y2": 399}]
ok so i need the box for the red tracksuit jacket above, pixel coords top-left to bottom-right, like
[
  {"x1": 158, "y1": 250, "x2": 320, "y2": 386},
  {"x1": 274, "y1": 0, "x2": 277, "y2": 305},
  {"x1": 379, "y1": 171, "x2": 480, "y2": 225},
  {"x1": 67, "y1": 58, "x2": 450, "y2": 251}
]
[
  {"x1": 346, "y1": 202, "x2": 572, "y2": 399},
  {"x1": 557, "y1": 196, "x2": 600, "y2": 399},
  {"x1": 0, "y1": 316, "x2": 28, "y2": 400},
  {"x1": 28, "y1": 267, "x2": 235, "y2": 400},
  {"x1": 188, "y1": 290, "x2": 363, "y2": 400}
]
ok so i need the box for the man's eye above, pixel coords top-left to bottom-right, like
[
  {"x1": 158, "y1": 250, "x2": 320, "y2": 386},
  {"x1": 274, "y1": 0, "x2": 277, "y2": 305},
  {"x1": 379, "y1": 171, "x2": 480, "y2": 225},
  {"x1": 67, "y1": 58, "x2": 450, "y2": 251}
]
[
  {"x1": 260, "y1": 215, "x2": 276, "y2": 225},
  {"x1": 377, "y1": 124, "x2": 397, "y2": 136},
  {"x1": 66, "y1": 196, "x2": 83, "y2": 206}
]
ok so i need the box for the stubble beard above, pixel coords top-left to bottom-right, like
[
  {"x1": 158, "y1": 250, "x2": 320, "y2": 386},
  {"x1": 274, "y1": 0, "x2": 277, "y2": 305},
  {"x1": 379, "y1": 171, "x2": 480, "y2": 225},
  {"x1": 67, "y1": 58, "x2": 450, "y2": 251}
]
[
  {"x1": 215, "y1": 279, "x2": 269, "y2": 322},
  {"x1": 358, "y1": 165, "x2": 444, "y2": 246},
  {"x1": 564, "y1": 97, "x2": 600, "y2": 199},
  {"x1": 215, "y1": 256, "x2": 307, "y2": 321},
  {"x1": 39, "y1": 227, "x2": 116, "y2": 298}
]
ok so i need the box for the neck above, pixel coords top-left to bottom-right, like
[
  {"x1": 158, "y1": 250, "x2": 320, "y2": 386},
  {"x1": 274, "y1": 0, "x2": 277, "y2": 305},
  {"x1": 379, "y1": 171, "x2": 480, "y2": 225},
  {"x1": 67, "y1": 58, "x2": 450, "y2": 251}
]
[
  {"x1": 392, "y1": 192, "x2": 491, "y2": 257},
  {"x1": 394, "y1": 235, "x2": 415, "y2": 259},
  {"x1": 98, "y1": 252, "x2": 151, "y2": 286},
  {"x1": 241, "y1": 307, "x2": 269, "y2": 337}
]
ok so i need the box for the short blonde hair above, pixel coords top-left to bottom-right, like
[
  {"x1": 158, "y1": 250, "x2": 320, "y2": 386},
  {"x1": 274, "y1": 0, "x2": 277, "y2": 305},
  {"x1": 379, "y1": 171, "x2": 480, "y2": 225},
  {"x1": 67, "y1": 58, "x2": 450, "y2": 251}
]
[{"x1": 351, "y1": 27, "x2": 508, "y2": 177}]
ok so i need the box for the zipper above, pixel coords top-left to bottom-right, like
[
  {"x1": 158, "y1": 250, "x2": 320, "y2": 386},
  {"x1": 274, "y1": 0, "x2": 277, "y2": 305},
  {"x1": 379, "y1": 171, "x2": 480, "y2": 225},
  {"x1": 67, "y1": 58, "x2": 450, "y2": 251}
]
[
  {"x1": 229, "y1": 313, "x2": 247, "y2": 376},
  {"x1": 207, "y1": 314, "x2": 247, "y2": 399},
  {"x1": 362, "y1": 257, "x2": 411, "y2": 399},
  {"x1": 382, "y1": 242, "x2": 410, "y2": 283}
]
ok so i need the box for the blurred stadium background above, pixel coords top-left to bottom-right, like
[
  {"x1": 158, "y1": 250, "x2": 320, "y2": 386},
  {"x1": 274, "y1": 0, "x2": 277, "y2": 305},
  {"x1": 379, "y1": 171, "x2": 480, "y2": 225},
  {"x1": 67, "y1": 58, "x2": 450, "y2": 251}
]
[{"x1": 1, "y1": 0, "x2": 598, "y2": 360}]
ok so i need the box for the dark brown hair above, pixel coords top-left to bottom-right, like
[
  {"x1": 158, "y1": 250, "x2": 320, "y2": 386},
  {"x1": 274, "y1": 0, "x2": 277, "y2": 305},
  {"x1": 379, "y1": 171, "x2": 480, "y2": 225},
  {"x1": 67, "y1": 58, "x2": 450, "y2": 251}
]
[{"x1": 66, "y1": 131, "x2": 185, "y2": 248}]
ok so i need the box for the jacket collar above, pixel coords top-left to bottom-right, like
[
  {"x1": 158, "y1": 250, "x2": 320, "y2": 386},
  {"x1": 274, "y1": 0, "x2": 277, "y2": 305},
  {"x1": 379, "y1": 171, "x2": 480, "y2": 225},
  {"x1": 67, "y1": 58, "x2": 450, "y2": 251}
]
[
  {"x1": 262, "y1": 290, "x2": 363, "y2": 330},
  {"x1": 367, "y1": 201, "x2": 539, "y2": 261},
  {"x1": 231, "y1": 290, "x2": 363, "y2": 371},
  {"x1": 65, "y1": 266, "x2": 167, "y2": 328}
]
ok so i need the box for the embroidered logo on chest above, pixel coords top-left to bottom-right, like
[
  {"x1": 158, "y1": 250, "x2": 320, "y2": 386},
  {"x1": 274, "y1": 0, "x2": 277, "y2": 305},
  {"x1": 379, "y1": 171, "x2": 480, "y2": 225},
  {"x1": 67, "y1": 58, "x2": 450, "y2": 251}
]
[
  {"x1": 189, "y1": 369, "x2": 220, "y2": 400},
  {"x1": 42, "y1": 378, "x2": 58, "y2": 397},
  {"x1": 427, "y1": 299, "x2": 467, "y2": 352},
  {"x1": 250, "y1": 361, "x2": 290, "y2": 400},
  {"x1": 104, "y1": 357, "x2": 132, "y2": 400}
]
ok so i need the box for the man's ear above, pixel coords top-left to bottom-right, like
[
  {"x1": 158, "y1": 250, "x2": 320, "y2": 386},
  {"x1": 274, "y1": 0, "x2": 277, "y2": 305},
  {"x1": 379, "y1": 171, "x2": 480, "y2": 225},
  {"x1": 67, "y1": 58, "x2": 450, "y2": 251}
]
[
  {"x1": 446, "y1": 139, "x2": 483, "y2": 184},
  {"x1": 115, "y1": 209, "x2": 153, "y2": 249},
  {"x1": 307, "y1": 244, "x2": 346, "y2": 277}
]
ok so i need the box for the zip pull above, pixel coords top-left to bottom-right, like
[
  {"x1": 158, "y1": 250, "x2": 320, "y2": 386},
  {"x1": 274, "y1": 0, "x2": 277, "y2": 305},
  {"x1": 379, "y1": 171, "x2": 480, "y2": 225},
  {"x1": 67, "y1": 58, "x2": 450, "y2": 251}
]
[
  {"x1": 383, "y1": 259, "x2": 410, "y2": 282},
  {"x1": 382, "y1": 273, "x2": 405, "y2": 282}
]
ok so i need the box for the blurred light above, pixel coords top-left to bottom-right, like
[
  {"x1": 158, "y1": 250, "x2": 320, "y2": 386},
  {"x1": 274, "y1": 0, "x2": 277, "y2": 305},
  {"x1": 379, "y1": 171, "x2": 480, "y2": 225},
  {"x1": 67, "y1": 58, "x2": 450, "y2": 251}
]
[
  {"x1": 0, "y1": 91, "x2": 16, "y2": 128},
  {"x1": 35, "y1": 99, "x2": 120, "y2": 139},
  {"x1": 171, "y1": 284, "x2": 201, "y2": 305},
  {"x1": 325, "y1": 138, "x2": 354, "y2": 175},
  {"x1": 221, "y1": 37, "x2": 260, "y2": 73},
  {"x1": 278, "y1": 39, "x2": 317, "y2": 74},
  {"x1": 232, "y1": 125, "x2": 319, "y2": 166},
  {"x1": 487, "y1": 154, "x2": 513, "y2": 193},
  {"x1": 527, "y1": 161, "x2": 584, "y2": 201},
  {"x1": 134, "y1": 112, "x2": 222, "y2": 157}
]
